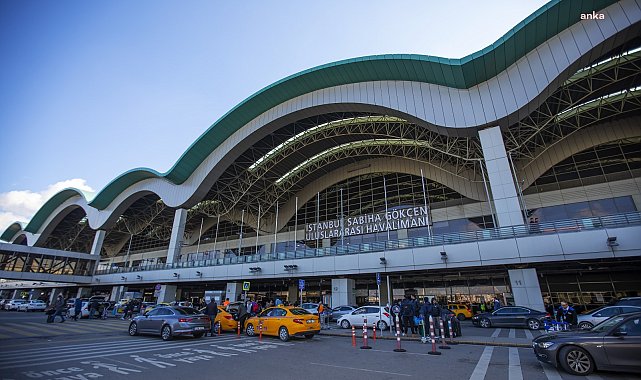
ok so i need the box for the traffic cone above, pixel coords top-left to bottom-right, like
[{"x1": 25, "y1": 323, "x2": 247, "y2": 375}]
[
  {"x1": 393, "y1": 319, "x2": 406, "y2": 352},
  {"x1": 438, "y1": 318, "x2": 451, "y2": 349}
]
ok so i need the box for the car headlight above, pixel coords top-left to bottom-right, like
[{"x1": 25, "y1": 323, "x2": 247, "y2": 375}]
[{"x1": 537, "y1": 341, "x2": 555, "y2": 349}]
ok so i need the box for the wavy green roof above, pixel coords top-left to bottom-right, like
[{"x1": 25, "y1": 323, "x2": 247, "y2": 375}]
[{"x1": 7, "y1": 0, "x2": 618, "y2": 238}]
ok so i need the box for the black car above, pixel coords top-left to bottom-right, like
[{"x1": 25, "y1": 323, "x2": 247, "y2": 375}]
[
  {"x1": 472, "y1": 306, "x2": 548, "y2": 330},
  {"x1": 615, "y1": 297, "x2": 641, "y2": 307},
  {"x1": 533, "y1": 311, "x2": 641, "y2": 376}
]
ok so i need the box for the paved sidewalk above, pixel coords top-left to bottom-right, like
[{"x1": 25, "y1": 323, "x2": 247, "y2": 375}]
[{"x1": 318, "y1": 326, "x2": 535, "y2": 348}]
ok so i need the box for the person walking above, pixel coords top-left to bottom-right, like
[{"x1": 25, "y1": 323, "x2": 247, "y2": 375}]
[
  {"x1": 492, "y1": 297, "x2": 501, "y2": 311},
  {"x1": 275, "y1": 297, "x2": 283, "y2": 306},
  {"x1": 400, "y1": 295, "x2": 416, "y2": 336},
  {"x1": 205, "y1": 298, "x2": 219, "y2": 336},
  {"x1": 73, "y1": 298, "x2": 82, "y2": 321},
  {"x1": 237, "y1": 302, "x2": 249, "y2": 333},
  {"x1": 53, "y1": 295, "x2": 66, "y2": 323},
  {"x1": 223, "y1": 298, "x2": 230, "y2": 308},
  {"x1": 427, "y1": 298, "x2": 442, "y2": 336}
]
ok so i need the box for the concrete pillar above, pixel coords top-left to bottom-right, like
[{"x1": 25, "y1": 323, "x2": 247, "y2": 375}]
[
  {"x1": 28, "y1": 289, "x2": 38, "y2": 300},
  {"x1": 157, "y1": 285, "x2": 177, "y2": 303},
  {"x1": 331, "y1": 278, "x2": 355, "y2": 308},
  {"x1": 90, "y1": 230, "x2": 106, "y2": 256},
  {"x1": 508, "y1": 268, "x2": 544, "y2": 311},
  {"x1": 76, "y1": 287, "x2": 92, "y2": 298},
  {"x1": 288, "y1": 283, "x2": 299, "y2": 304},
  {"x1": 110, "y1": 285, "x2": 127, "y2": 302},
  {"x1": 167, "y1": 208, "x2": 188, "y2": 264},
  {"x1": 379, "y1": 281, "x2": 390, "y2": 307},
  {"x1": 479, "y1": 126, "x2": 524, "y2": 227},
  {"x1": 11, "y1": 289, "x2": 18, "y2": 299},
  {"x1": 225, "y1": 282, "x2": 242, "y2": 303},
  {"x1": 48, "y1": 288, "x2": 64, "y2": 304}
]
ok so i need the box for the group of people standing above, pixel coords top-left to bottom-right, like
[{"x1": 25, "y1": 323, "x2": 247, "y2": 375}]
[{"x1": 391, "y1": 295, "x2": 449, "y2": 336}]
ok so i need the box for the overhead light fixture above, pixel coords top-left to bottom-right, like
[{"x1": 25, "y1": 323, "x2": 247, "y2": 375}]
[
  {"x1": 440, "y1": 251, "x2": 448, "y2": 261},
  {"x1": 607, "y1": 236, "x2": 619, "y2": 247},
  {"x1": 284, "y1": 264, "x2": 298, "y2": 271},
  {"x1": 173, "y1": 273, "x2": 180, "y2": 278},
  {"x1": 379, "y1": 257, "x2": 387, "y2": 265},
  {"x1": 136, "y1": 275, "x2": 143, "y2": 280},
  {"x1": 196, "y1": 271, "x2": 203, "y2": 277},
  {"x1": 249, "y1": 267, "x2": 262, "y2": 273}
]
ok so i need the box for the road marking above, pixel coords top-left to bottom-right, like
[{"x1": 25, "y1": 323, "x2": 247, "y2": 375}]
[
  {"x1": 490, "y1": 328, "x2": 501, "y2": 338},
  {"x1": 0, "y1": 324, "x2": 39, "y2": 337},
  {"x1": 310, "y1": 362, "x2": 411, "y2": 377},
  {"x1": 524, "y1": 329, "x2": 534, "y2": 339},
  {"x1": 540, "y1": 361, "x2": 563, "y2": 380},
  {"x1": 508, "y1": 329, "x2": 516, "y2": 338},
  {"x1": 1, "y1": 336, "x2": 254, "y2": 369},
  {"x1": 508, "y1": 347, "x2": 523, "y2": 380},
  {"x1": 469, "y1": 346, "x2": 493, "y2": 380}
]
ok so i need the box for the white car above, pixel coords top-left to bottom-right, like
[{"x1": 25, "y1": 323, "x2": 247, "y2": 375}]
[
  {"x1": 18, "y1": 300, "x2": 47, "y2": 312},
  {"x1": 577, "y1": 305, "x2": 641, "y2": 329},
  {"x1": 336, "y1": 306, "x2": 392, "y2": 330},
  {"x1": 5, "y1": 300, "x2": 28, "y2": 311}
]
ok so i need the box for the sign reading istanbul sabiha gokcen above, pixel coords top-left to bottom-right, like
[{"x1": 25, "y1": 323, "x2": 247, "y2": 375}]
[{"x1": 305, "y1": 206, "x2": 430, "y2": 240}]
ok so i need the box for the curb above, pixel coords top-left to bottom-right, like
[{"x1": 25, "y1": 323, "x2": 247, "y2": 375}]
[{"x1": 318, "y1": 331, "x2": 532, "y2": 348}]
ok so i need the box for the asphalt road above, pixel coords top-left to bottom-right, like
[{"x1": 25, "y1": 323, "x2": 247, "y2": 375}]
[{"x1": 0, "y1": 312, "x2": 639, "y2": 380}]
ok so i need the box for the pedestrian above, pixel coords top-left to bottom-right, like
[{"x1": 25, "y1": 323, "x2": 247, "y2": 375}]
[
  {"x1": 89, "y1": 299, "x2": 99, "y2": 319},
  {"x1": 400, "y1": 295, "x2": 416, "y2": 336},
  {"x1": 223, "y1": 298, "x2": 230, "y2": 308},
  {"x1": 428, "y1": 298, "x2": 442, "y2": 336},
  {"x1": 480, "y1": 302, "x2": 486, "y2": 313},
  {"x1": 237, "y1": 302, "x2": 249, "y2": 333},
  {"x1": 53, "y1": 294, "x2": 66, "y2": 323},
  {"x1": 275, "y1": 297, "x2": 283, "y2": 306},
  {"x1": 556, "y1": 301, "x2": 577, "y2": 327},
  {"x1": 205, "y1": 298, "x2": 218, "y2": 336},
  {"x1": 122, "y1": 302, "x2": 132, "y2": 320},
  {"x1": 73, "y1": 298, "x2": 82, "y2": 321},
  {"x1": 493, "y1": 297, "x2": 501, "y2": 311}
]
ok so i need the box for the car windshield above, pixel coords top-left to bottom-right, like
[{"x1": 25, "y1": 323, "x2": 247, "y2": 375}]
[
  {"x1": 289, "y1": 308, "x2": 312, "y2": 315},
  {"x1": 591, "y1": 315, "x2": 626, "y2": 332},
  {"x1": 173, "y1": 307, "x2": 200, "y2": 315}
]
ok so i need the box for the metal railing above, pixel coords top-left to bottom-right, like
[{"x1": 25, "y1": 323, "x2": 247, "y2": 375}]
[{"x1": 95, "y1": 212, "x2": 641, "y2": 275}]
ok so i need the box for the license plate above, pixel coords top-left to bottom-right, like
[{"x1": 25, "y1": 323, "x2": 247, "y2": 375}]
[
  {"x1": 194, "y1": 327, "x2": 204, "y2": 331},
  {"x1": 307, "y1": 319, "x2": 315, "y2": 324}
]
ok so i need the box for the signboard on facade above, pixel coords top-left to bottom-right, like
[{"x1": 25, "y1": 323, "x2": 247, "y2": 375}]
[
  {"x1": 305, "y1": 206, "x2": 429, "y2": 240},
  {"x1": 242, "y1": 281, "x2": 251, "y2": 291}
]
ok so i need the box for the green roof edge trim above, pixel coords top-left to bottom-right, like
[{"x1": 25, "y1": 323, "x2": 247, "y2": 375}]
[
  {"x1": 5, "y1": 0, "x2": 619, "y2": 239},
  {"x1": 0, "y1": 222, "x2": 23, "y2": 242}
]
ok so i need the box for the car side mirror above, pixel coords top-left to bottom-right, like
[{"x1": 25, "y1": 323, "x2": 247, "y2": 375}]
[{"x1": 613, "y1": 330, "x2": 627, "y2": 337}]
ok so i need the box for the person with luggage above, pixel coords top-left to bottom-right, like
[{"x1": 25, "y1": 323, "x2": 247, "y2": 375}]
[{"x1": 52, "y1": 294, "x2": 66, "y2": 323}]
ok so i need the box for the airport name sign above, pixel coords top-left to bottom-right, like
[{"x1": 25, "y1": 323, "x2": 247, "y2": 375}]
[{"x1": 305, "y1": 206, "x2": 429, "y2": 240}]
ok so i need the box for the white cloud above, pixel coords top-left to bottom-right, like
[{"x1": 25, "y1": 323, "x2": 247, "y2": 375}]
[{"x1": 0, "y1": 179, "x2": 95, "y2": 235}]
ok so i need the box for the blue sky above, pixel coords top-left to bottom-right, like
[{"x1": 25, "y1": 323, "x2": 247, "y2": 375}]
[{"x1": 0, "y1": 0, "x2": 548, "y2": 231}]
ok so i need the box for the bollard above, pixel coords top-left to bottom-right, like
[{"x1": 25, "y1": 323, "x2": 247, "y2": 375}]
[
  {"x1": 393, "y1": 319, "x2": 406, "y2": 352},
  {"x1": 372, "y1": 321, "x2": 377, "y2": 341},
  {"x1": 259, "y1": 321, "x2": 263, "y2": 342},
  {"x1": 360, "y1": 317, "x2": 371, "y2": 349},
  {"x1": 351, "y1": 325, "x2": 356, "y2": 347},
  {"x1": 217, "y1": 321, "x2": 221, "y2": 336},
  {"x1": 448, "y1": 317, "x2": 458, "y2": 345},
  {"x1": 438, "y1": 318, "x2": 451, "y2": 349},
  {"x1": 237, "y1": 320, "x2": 241, "y2": 337},
  {"x1": 427, "y1": 315, "x2": 441, "y2": 355}
]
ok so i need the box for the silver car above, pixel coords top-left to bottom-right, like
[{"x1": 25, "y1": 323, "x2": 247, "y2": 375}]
[
  {"x1": 128, "y1": 306, "x2": 210, "y2": 340},
  {"x1": 578, "y1": 305, "x2": 641, "y2": 329},
  {"x1": 329, "y1": 305, "x2": 357, "y2": 321}
]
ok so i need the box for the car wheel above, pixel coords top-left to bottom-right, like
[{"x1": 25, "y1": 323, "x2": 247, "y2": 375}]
[
  {"x1": 278, "y1": 326, "x2": 290, "y2": 342},
  {"x1": 161, "y1": 325, "x2": 173, "y2": 341},
  {"x1": 246, "y1": 323, "x2": 255, "y2": 336},
  {"x1": 527, "y1": 319, "x2": 541, "y2": 330},
  {"x1": 340, "y1": 319, "x2": 351, "y2": 329},
  {"x1": 128, "y1": 322, "x2": 138, "y2": 336},
  {"x1": 480, "y1": 318, "x2": 491, "y2": 328},
  {"x1": 559, "y1": 346, "x2": 594, "y2": 376},
  {"x1": 193, "y1": 332, "x2": 205, "y2": 338},
  {"x1": 457, "y1": 313, "x2": 466, "y2": 321},
  {"x1": 578, "y1": 322, "x2": 593, "y2": 330},
  {"x1": 304, "y1": 334, "x2": 314, "y2": 339},
  {"x1": 377, "y1": 320, "x2": 388, "y2": 330}
]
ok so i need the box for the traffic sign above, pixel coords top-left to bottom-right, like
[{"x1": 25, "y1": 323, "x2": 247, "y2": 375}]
[
  {"x1": 298, "y1": 279, "x2": 305, "y2": 290},
  {"x1": 155, "y1": 284, "x2": 162, "y2": 291},
  {"x1": 242, "y1": 281, "x2": 251, "y2": 291},
  {"x1": 376, "y1": 272, "x2": 381, "y2": 285}
]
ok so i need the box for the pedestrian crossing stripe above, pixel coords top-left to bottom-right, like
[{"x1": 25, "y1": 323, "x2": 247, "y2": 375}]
[{"x1": 0, "y1": 320, "x2": 131, "y2": 338}]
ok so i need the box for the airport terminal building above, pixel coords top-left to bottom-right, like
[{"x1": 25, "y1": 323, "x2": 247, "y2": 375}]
[{"x1": 1, "y1": 0, "x2": 640, "y2": 311}]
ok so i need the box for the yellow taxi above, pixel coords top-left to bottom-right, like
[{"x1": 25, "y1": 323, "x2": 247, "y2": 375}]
[
  {"x1": 213, "y1": 306, "x2": 237, "y2": 332},
  {"x1": 244, "y1": 306, "x2": 320, "y2": 341},
  {"x1": 144, "y1": 302, "x2": 171, "y2": 315},
  {"x1": 447, "y1": 303, "x2": 473, "y2": 320}
]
